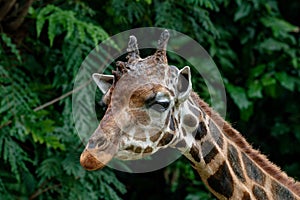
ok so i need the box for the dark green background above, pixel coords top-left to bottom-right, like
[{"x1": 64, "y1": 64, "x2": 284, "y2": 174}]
[{"x1": 0, "y1": 0, "x2": 299, "y2": 199}]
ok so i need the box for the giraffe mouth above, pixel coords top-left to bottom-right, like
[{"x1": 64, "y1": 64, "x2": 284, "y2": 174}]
[{"x1": 80, "y1": 149, "x2": 114, "y2": 171}]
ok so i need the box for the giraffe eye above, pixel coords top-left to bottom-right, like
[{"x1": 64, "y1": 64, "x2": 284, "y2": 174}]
[
  {"x1": 150, "y1": 101, "x2": 170, "y2": 112},
  {"x1": 145, "y1": 93, "x2": 170, "y2": 112}
]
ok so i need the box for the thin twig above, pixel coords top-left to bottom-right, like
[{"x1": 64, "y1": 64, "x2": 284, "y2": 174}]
[
  {"x1": 29, "y1": 183, "x2": 62, "y2": 200},
  {"x1": 0, "y1": 0, "x2": 17, "y2": 21},
  {"x1": 0, "y1": 120, "x2": 12, "y2": 129},
  {"x1": 33, "y1": 80, "x2": 91, "y2": 112},
  {"x1": 6, "y1": 0, "x2": 34, "y2": 31},
  {"x1": 0, "y1": 81, "x2": 91, "y2": 130},
  {"x1": 29, "y1": 175, "x2": 81, "y2": 199}
]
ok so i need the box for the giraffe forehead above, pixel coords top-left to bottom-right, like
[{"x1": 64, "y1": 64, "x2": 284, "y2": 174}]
[{"x1": 124, "y1": 61, "x2": 169, "y2": 82}]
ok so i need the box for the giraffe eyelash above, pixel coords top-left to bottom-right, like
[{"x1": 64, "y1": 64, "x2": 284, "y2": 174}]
[
  {"x1": 145, "y1": 92, "x2": 171, "y2": 112},
  {"x1": 148, "y1": 100, "x2": 170, "y2": 112}
]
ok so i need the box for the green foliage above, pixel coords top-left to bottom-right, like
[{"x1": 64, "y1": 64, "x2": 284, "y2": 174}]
[
  {"x1": 0, "y1": 2, "x2": 124, "y2": 199},
  {"x1": 0, "y1": 34, "x2": 21, "y2": 62},
  {"x1": 162, "y1": 158, "x2": 215, "y2": 199},
  {"x1": 36, "y1": 5, "x2": 108, "y2": 47},
  {"x1": 226, "y1": 82, "x2": 253, "y2": 120},
  {"x1": 1, "y1": 0, "x2": 299, "y2": 199}
]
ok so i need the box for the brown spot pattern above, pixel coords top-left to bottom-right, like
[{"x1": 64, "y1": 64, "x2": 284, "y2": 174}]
[
  {"x1": 207, "y1": 162, "x2": 234, "y2": 198},
  {"x1": 209, "y1": 119, "x2": 222, "y2": 148},
  {"x1": 194, "y1": 121, "x2": 207, "y2": 140},
  {"x1": 181, "y1": 127, "x2": 187, "y2": 136},
  {"x1": 150, "y1": 131, "x2": 162, "y2": 142},
  {"x1": 228, "y1": 144, "x2": 246, "y2": 182},
  {"x1": 183, "y1": 114, "x2": 198, "y2": 127},
  {"x1": 169, "y1": 115, "x2": 176, "y2": 131},
  {"x1": 242, "y1": 153, "x2": 266, "y2": 185},
  {"x1": 144, "y1": 146, "x2": 153, "y2": 153},
  {"x1": 253, "y1": 185, "x2": 268, "y2": 200},
  {"x1": 201, "y1": 140, "x2": 218, "y2": 164},
  {"x1": 175, "y1": 139, "x2": 186, "y2": 148},
  {"x1": 158, "y1": 132, "x2": 174, "y2": 146},
  {"x1": 134, "y1": 147, "x2": 142, "y2": 153},
  {"x1": 190, "y1": 91, "x2": 300, "y2": 197},
  {"x1": 216, "y1": 135, "x2": 224, "y2": 149},
  {"x1": 129, "y1": 110, "x2": 150, "y2": 126},
  {"x1": 125, "y1": 145, "x2": 135, "y2": 151},
  {"x1": 189, "y1": 144, "x2": 201, "y2": 162},
  {"x1": 271, "y1": 181, "x2": 296, "y2": 200},
  {"x1": 242, "y1": 191, "x2": 251, "y2": 200}
]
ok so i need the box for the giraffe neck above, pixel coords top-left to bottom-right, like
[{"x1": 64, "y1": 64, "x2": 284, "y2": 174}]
[{"x1": 175, "y1": 91, "x2": 300, "y2": 200}]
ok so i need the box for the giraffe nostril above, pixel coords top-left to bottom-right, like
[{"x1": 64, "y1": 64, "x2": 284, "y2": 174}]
[
  {"x1": 88, "y1": 137, "x2": 107, "y2": 150},
  {"x1": 88, "y1": 140, "x2": 96, "y2": 149}
]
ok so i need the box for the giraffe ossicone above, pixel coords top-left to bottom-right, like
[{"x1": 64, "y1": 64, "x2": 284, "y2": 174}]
[{"x1": 80, "y1": 30, "x2": 300, "y2": 199}]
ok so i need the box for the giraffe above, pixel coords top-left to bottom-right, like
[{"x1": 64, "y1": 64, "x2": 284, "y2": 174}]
[{"x1": 80, "y1": 30, "x2": 300, "y2": 200}]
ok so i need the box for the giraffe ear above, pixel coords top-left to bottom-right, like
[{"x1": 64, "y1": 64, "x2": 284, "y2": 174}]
[
  {"x1": 92, "y1": 73, "x2": 114, "y2": 94},
  {"x1": 177, "y1": 66, "x2": 192, "y2": 101}
]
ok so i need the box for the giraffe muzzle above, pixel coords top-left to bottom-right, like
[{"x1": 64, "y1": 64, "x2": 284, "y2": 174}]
[
  {"x1": 80, "y1": 126, "x2": 120, "y2": 171},
  {"x1": 80, "y1": 136, "x2": 118, "y2": 171},
  {"x1": 80, "y1": 149, "x2": 114, "y2": 171}
]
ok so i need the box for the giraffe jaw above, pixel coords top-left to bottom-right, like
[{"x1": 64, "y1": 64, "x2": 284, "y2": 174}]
[
  {"x1": 114, "y1": 150, "x2": 145, "y2": 160},
  {"x1": 115, "y1": 147, "x2": 159, "y2": 160}
]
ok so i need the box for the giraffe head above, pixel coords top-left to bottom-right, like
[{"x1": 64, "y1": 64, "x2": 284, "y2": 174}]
[{"x1": 80, "y1": 30, "x2": 194, "y2": 170}]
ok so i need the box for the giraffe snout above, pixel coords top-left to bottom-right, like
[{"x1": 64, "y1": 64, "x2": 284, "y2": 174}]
[
  {"x1": 80, "y1": 136, "x2": 118, "y2": 171},
  {"x1": 87, "y1": 136, "x2": 108, "y2": 150},
  {"x1": 80, "y1": 149, "x2": 113, "y2": 171}
]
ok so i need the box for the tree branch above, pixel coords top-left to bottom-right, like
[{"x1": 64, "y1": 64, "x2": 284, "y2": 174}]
[
  {"x1": 33, "y1": 80, "x2": 91, "y2": 112},
  {"x1": 6, "y1": 0, "x2": 34, "y2": 31},
  {"x1": 0, "y1": 120, "x2": 12, "y2": 129},
  {"x1": 29, "y1": 183, "x2": 62, "y2": 200},
  {"x1": 0, "y1": 0, "x2": 17, "y2": 22},
  {"x1": 0, "y1": 81, "x2": 91, "y2": 130}
]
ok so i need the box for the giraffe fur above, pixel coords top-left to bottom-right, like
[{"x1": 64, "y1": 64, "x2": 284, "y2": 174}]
[{"x1": 80, "y1": 30, "x2": 300, "y2": 200}]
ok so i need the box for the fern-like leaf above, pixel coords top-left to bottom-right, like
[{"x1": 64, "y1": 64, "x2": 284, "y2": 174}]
[{"x1": 36, "y1": 5, "x2": 110, "y2": 47}]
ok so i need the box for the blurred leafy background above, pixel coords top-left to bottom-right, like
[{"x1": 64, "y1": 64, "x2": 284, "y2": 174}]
[{"x1": 0, "y1": 0, "x2": 299, "y2": 199}]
